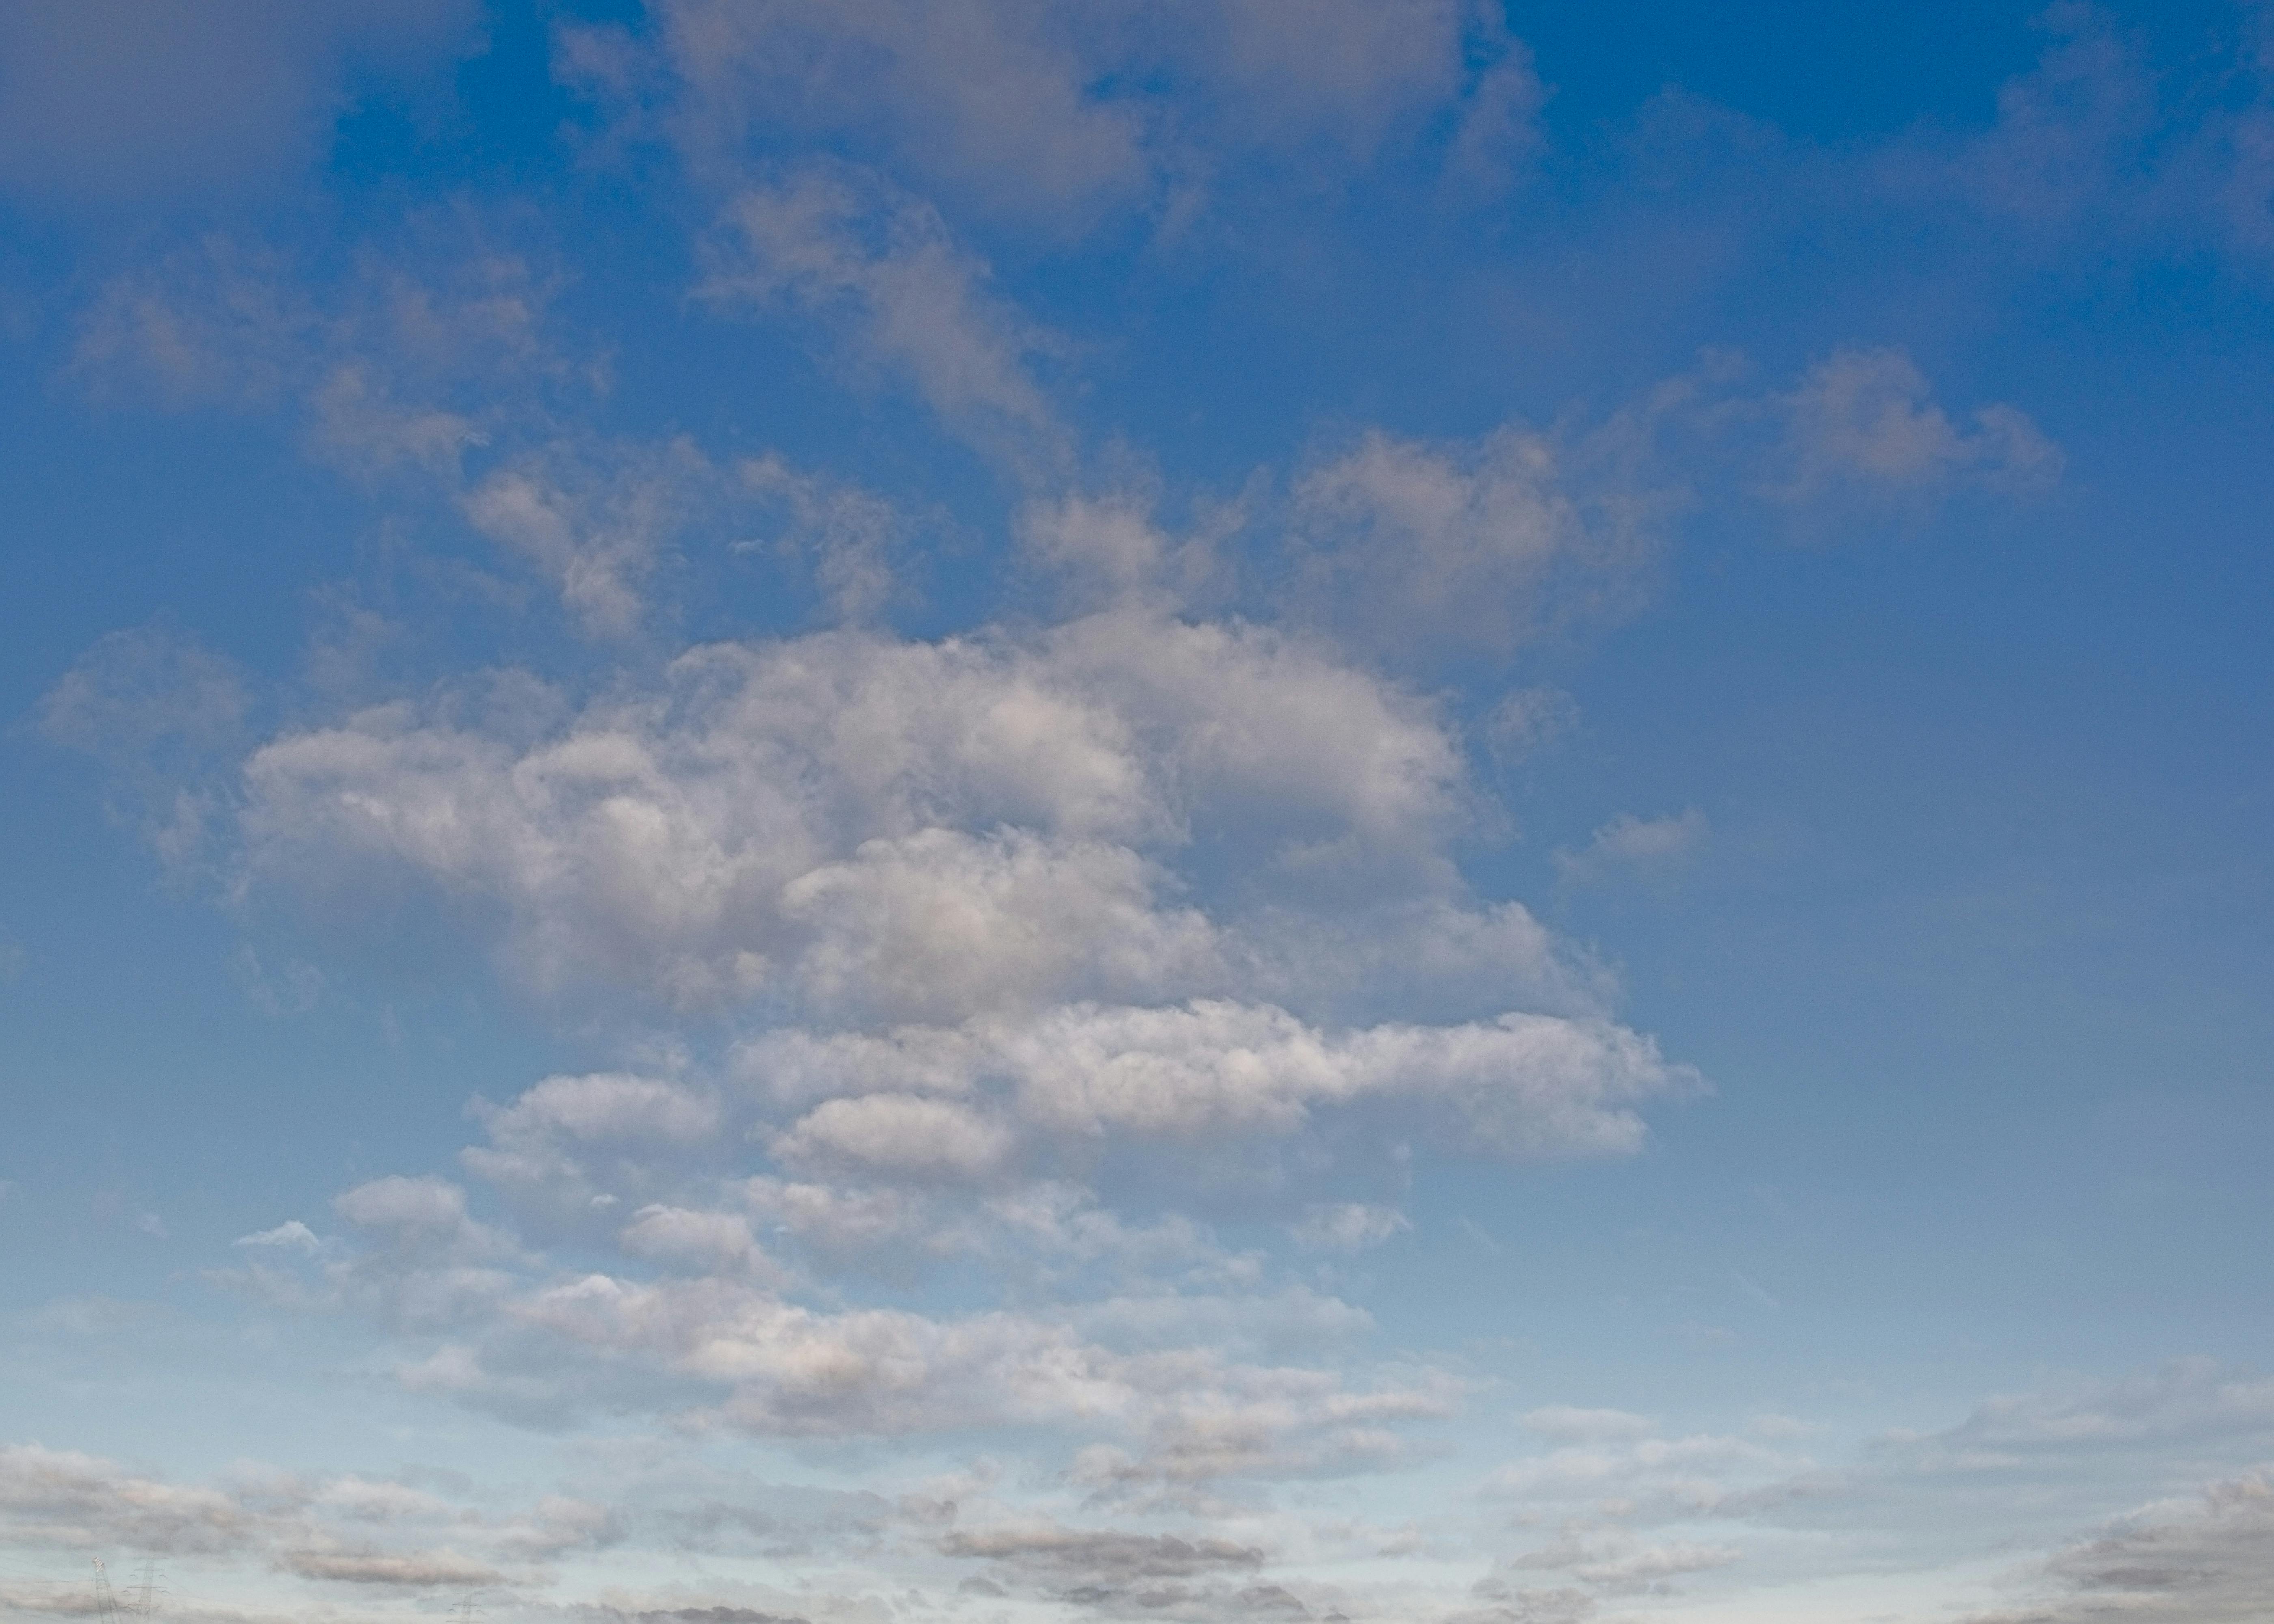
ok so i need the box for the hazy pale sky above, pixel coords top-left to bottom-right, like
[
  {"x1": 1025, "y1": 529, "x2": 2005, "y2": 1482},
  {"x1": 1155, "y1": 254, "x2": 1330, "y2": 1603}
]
[{"x1": 4, "y1": 4, "x2": 2274, "y2": 1623}]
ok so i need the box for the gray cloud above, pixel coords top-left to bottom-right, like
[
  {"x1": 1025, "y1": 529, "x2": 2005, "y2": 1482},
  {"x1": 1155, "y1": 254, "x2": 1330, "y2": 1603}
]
[
  {"x1": 0, "y1": 0, "x2": 482, "y2": 204},
  {"x1": 1775, "y1": 347, "x2": 2063, "y2": 503},
  {"x1": 280, "y1": 1548, "x2": 504, "y2": 1587},
  {"x1": 0, "y1": 1442, "x2": 612, "y2": 1605},
  {"x1": 0, "y1": 1445, "x2": 254, "y2": 1556},
  {"x1": 942, "y1": 1521, "x2": 1264, "y2": 1580},
  {"x1": 561, "y1": 0, "x2": 1540, "y2": 228},
  {"x1": 1964, "y1": 1473, "x2": 2274, "y2": 1624}
]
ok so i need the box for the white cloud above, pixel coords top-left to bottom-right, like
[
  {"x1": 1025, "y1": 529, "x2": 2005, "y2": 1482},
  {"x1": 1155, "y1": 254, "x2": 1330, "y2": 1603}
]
[
  {"x1": 1446, "y1": 24, "x2": 1547, "y2": 195},
  {"x1": 476, "y1": 1073, "x2": 723, "y2": 1150},
  {"x1": 1778, "y1": 348, "x2": 2063, "y2": 500},
  {"x1": 615, "y1": 0, "x2": 1153, "y2": 218},
  {"x1": 739, "y1": 999, "x2": 1685, "y2": 1167},
  {"x1": 307, "y1": 1477, "x2": 452, "y2": 1523},
  {"x1": 620, "y1": 1204, "x2": 772, "y2": 1277},
  {"x1": 71, "y1": 238, "x2": 311, "y2": 407},
  {"x1": 233, "y1": 1220, "x2": 323, "y2": 1254},
  {"x1": 73, "y1": 232, "x2": 566, "y2": 472},
  {"x1": 1553, "y1": 810, "x2": 1708, "y2": 886},
  {"x1": 1012, "y1": 1001, "x2": 1677, "y2": 1155},
  {"x1": 1289, "y1": 1203, "x2": 1410, "y2": 1251},
  {"x1": 35, "y1": 621, "x2": 258, "y2": 875},
  {"x1": 1291, "y1": 425, "x2": 1658, "y2": 661},
  {"x1": 329, "y1": 1174, "x2": 525, "y2": 1309},
  {"x1": 1890, "y1": 1358, "x2": 2274, "y2": 1471},
  {"x1": 0, "y1": 1444, "x2": 253, "y2": 1555},
  {"x1": 778, "y1": 829, "x2": 1224, "y2": 1024},
  {"x1": 1853, "y1": 5, "x2": 2274, "y2": 275},
  {"x1": 230, "y1": 944, "x2": 325, "y2": 1019},
  {"x1": 739, "y1": 453, "x2": 914, "y2": 623},
  {"x1": 772, "y1": 1093, "x2": 1016, "y2": 1181},
  {"x1": 65, "y1": 233, "x2": 759, "y2": 641},
  {"x1": 1194, "y1": 0, "x2": 1488, "y2": 156},
  {"x1": 0, "y1": 1442, "x2": 624, "y2": 1608},
  {"x1": 237, "y1": 609, "x2": 1478, "y2": 1010},
  {"x1": 38, "y1": 623, "x2": 249, "y2": 764},
  {"x1": 1915, "y1": 7, "x2": 2155, "y2": 229},
  {"x1": 1485, "y1": 1526, "x2": 1743, "y2": 1595},
  {"x1": 739, "y1": 1175, "x2": 939, "y2": 1263},
  {"x1": 702, "y1": 164, "x2": 1070, "y2": 478},
  {"x1": 457, "y1": 1073, "x2": 726, "y2": 1227},
  {"x1": 334, "y1": 1175, "x2": 480, "y2": 1239},
  {"x1": 941, "y1": 1518, "x2": 1262, "y2": 1578},
  {"x1": 462, "y1": 437, "x2": 718, "y2": 639},
  {"x1": 563, "y1": 0, "x2": 1542, "y2": 227},
  {"x1": 1588, "y1": 1361, "x2": 2274, "y2": 1607},
  {"x1": 220, "y1": 1129, "x2": 1468, "y2": 1486},
  {"x1": 506, "y1": 1268, "x2": 1451, "y2": 1469},
  {"x1": 1484, "y1": 687, "x2": 1580, "y2": 764},
  {"x1": 1020, "y1": 491, "x2": 1172, "y2": 586},
  {"x1": 77, "y1": 232, "x2": 879, "y2": 641},
  {"x1": 1484, "y1": 1423, "x2": 1807, "y2": 1520},
  {"x1": 225, "y1": 586, "x2": 1691, "y2": 1457}
]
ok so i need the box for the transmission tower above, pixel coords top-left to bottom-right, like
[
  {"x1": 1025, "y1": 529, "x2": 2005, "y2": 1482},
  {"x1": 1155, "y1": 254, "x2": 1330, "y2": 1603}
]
[
  {"x1": 91, "y1": 1559, "x2": 120, "y2": 1624},
  {"x1": 132, "y1": 1560, "x2": 161, "y2": 1619}
]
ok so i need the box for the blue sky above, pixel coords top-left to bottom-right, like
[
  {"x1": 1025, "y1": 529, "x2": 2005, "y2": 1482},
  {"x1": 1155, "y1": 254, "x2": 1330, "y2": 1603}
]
[{"x1": 3, "y1": 3, "x2": 2273, "y2": 1622}]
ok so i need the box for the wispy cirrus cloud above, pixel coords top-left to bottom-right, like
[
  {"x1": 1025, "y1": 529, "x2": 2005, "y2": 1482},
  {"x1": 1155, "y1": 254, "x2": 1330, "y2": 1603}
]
[{"x1": 560, "y1": 0, "x2": 1544, "y2": 229}]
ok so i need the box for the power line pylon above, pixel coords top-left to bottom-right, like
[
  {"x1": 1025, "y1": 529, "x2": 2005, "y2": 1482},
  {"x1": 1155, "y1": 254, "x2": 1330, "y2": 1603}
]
[{"x1": 91, "y1": 1559, "x2": 120, "y2": 1624}]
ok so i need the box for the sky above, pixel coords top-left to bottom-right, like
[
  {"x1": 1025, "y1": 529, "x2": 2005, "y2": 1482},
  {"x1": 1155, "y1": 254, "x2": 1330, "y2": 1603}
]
[{"x1": 2, "y1": 2, "x2": 2273, "y2": 1622}]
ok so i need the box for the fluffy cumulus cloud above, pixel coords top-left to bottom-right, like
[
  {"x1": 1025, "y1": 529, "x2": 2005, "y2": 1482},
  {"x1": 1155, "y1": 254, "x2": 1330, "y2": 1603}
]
[
  {"x1": 748, "y1": 1002, "x2": 1677, "y2": 1160},
  {"x1": 92, "y1": 336, "x2": 1717, "y2": 1611},
  {"x1": 237, "y1": 608, "x2": 1487, "y2": 1005},
  {"x1": 227, "y1": 598, "x2": 1690, "y2": 1269},
  {"x1": 205, "y1": 583, "x2": 1693, "y2": 1510},
  {"x1": 48, "y1": 124, "x2": 1741, "y2": 1592},
  {"x1": 27, "y1": 8, "x2": 2209, "y2": 1622}
]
